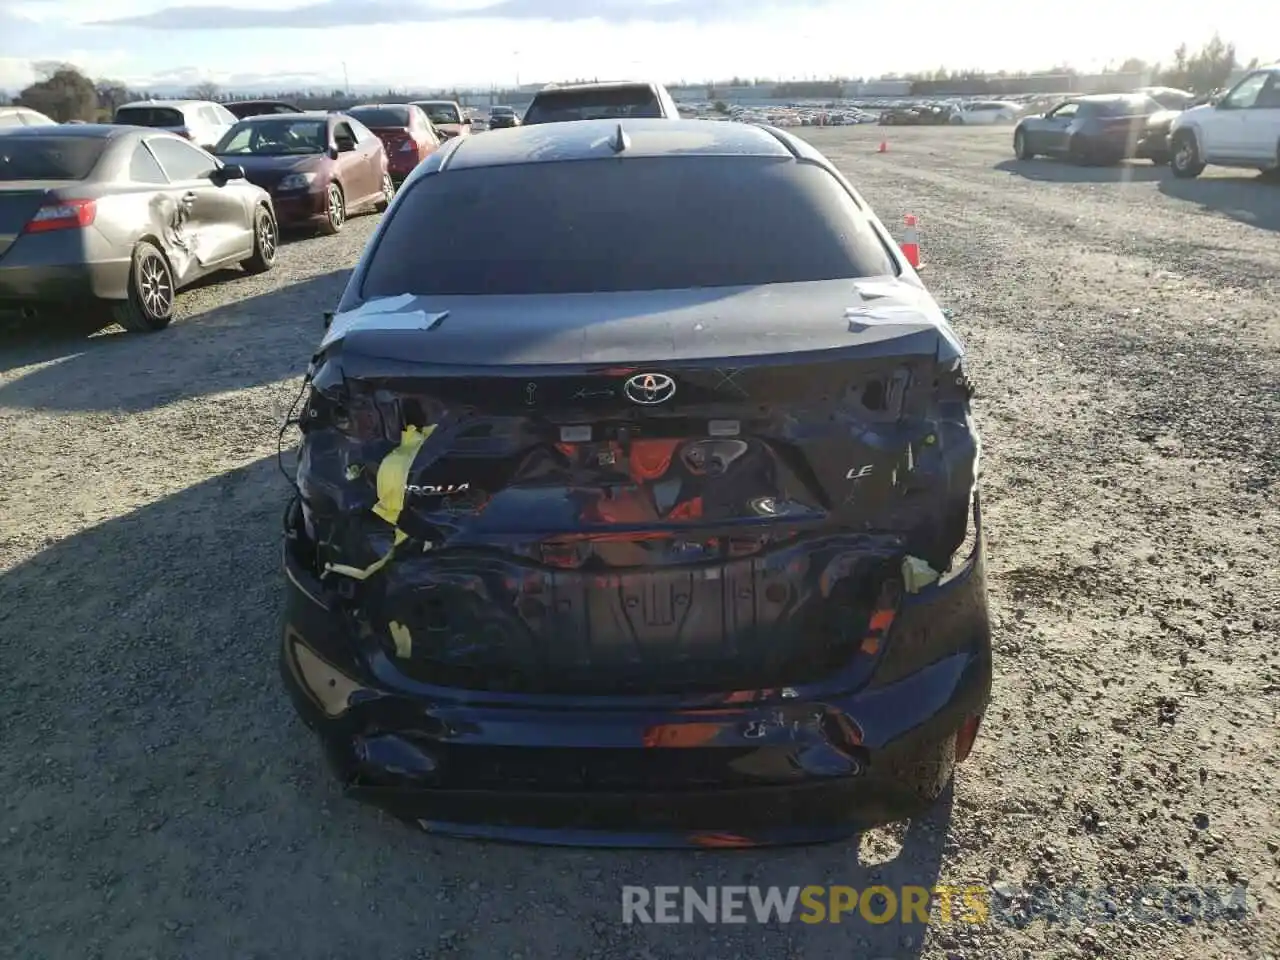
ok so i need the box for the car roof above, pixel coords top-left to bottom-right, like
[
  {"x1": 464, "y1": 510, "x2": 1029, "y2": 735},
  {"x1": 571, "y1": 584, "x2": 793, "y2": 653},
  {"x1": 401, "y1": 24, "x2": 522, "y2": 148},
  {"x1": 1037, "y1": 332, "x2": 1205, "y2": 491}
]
[
  {"x1": 443, "y1": 118, "x2": 792, "y2": 172},
  {"x1": 1074, "y1": 93, "x2": 1148, "y2": 103},
  {"x1": 0, "y1": 123, "x2": 128, "y2": 139},
  {"x1": 349, "y1": 103, "x2": 410, "y2": 109},
  {"x1": 118, "y1": 99, "x2": 209, "y2": 108},
  {"x1": 235, "y1": 111, "x2": 329, "y2": 121},
  {"x1": 537, "y1": 80, "x2": 657, "y2": 91}
]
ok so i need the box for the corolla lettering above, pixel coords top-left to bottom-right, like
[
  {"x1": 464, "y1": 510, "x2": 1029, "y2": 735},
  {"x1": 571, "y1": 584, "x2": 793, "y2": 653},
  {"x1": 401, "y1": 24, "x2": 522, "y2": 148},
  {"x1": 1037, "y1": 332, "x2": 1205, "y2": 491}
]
[{"x1": 407, "y1": 482, "x2": 471, "y2": 496}]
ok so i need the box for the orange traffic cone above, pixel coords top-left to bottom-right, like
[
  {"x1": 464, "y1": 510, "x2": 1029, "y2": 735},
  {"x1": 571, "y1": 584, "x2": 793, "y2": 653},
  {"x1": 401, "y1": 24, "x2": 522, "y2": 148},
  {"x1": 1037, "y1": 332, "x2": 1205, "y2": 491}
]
[
  {"x1": 878, "y1": 139, "x2": 888, "y2": 153},
  {"x1": 900, "y1": 214, "x2": 921, "y2": 268}
]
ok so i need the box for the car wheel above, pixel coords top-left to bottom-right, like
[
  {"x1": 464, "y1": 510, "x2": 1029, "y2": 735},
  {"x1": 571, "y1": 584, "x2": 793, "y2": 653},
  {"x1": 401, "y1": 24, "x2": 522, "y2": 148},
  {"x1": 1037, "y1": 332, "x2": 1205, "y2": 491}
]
[
  {"x1": 1170, "y1": 131, "x2": 1205, "y2": 179},
  {"x1": 1262, "y1": 145, "x2": 1280, "y2": 182},
  {"x1": 1066, "y1": 134, "x2": 1089, "y2": 164},
  {"x1": 375, "y1": 173, "x2": 395, "y2": 212},
  {"x1": 241, "y1": 205, "x2": 278, "y2": 275},
  {"x1": 321, "y1": 182, "x2": 346, "y2": 235},
  {"x1": 887, "y1": 734, "x2": 961, "y2": 806},
  {"x1": 1013, "y1": 128, "x2": 1035, "y2": 160},
  {"x1": 111, "y1": 241, "x2": 175, "y2": 332}
]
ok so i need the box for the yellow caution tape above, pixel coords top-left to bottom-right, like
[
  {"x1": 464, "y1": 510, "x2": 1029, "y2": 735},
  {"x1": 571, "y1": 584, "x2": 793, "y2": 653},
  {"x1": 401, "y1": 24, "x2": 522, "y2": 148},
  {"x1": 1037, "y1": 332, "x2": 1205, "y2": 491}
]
[
  {"x1": 324, "y1": 424, "x2": 437, "y2": 581},
  {"x1": 389, "y1": 621, "x2": 413, "y2": 658}
]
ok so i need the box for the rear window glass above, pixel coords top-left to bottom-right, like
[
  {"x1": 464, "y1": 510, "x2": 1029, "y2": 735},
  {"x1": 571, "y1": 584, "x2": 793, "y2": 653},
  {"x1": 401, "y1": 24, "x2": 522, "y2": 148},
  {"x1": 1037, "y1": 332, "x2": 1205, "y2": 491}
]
[
  {"x1": 0, "y1": 136, "x2": 107, "y2": 180},
  {"x1": 418, "y1": 102, "x2": 461, "y2": 124},
  {"x1": 348, "y1": 107, "x2": 410, "y2": 128},
  {"x1": 115, "y1": 106, "x2": 186, "y2": 127},
  {"x1": 362, "y1": 157, "x2": 896, "y2": 297},
  {"x1": 524, "y1": 87, "x2": 661, "y2": 124},
  {"x1": 1085, "y1": 98, "x2": 1147, "y2": 117}
]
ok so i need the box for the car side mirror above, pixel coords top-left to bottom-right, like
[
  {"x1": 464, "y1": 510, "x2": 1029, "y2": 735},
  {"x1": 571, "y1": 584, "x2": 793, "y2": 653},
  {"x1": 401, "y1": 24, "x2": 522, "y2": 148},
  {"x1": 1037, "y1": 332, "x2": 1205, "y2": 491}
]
[
  {"x1": 328, "y1": 145, "x2": 339, "y2": 160},
  {"x1": 212, "y1": 163, "x2": 245, "y2": 184},
  {"x1": 323, "y1": 310, "x2": 335, "y2": 330},
  {"x1": 462, "y1": 117, "x2": 472, "y2": 125}
]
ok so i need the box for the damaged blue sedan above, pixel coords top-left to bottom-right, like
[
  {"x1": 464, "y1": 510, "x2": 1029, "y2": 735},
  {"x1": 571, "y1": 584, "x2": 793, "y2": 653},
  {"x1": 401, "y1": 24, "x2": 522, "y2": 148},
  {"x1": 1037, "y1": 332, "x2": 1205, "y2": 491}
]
[{"x1": 279, "y1": 118, "x2": 991, "y2": 847}]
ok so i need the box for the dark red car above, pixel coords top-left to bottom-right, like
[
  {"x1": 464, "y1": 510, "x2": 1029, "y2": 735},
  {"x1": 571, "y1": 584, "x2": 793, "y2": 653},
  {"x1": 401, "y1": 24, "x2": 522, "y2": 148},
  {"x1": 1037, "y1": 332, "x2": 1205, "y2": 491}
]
[
  {"x1": 345, "y1": 104, "x2": 440, "y2": 184},
  {"x1": 212, "y1": 112, "x2": 394, "y2": 235}
]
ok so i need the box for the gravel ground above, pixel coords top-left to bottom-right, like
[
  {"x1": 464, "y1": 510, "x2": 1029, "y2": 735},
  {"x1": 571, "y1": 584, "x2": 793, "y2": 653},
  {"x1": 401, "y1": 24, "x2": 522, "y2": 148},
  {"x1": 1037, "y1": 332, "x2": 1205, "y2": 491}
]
[{"x1": 1, "y1": 125, "x2": 1276, "y2": 960}]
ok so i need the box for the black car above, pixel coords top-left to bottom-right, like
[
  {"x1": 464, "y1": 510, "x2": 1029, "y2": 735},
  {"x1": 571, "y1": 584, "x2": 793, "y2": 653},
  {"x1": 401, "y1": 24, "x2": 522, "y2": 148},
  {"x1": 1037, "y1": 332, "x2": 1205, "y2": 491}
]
[
  {"x1": 522, "y1": 81, "x2": 680, "y2": 124},
  {"x1": 280, "y1": 118, "x2": 991, "y2": 846},
  {"x1": 225, "y1": 99, "x2": 305, "y2": 120},
  {"x1": 1013, "y1": 94, "x2": 1170, "y2": 165},
  {"x1": 0, "y1": 125, "x2": 276, "y2": 331},
  {"x1": 487, "y1": 105, "x2": 520, "y2": 129}
]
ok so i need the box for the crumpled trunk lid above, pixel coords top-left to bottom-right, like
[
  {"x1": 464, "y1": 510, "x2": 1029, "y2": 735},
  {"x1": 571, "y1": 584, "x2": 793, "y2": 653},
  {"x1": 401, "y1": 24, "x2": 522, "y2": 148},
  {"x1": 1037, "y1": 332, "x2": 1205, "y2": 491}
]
[{"x1": 296, "y1": 281, "x2": 978, "y2": 694}]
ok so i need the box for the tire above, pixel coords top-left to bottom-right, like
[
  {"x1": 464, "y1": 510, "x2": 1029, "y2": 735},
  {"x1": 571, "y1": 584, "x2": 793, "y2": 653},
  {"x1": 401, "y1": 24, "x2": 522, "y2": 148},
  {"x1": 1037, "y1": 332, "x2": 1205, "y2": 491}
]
[
  {"x1": 110, "y1": 241, "x2": 175, "y2": 332},
  {"x1": 887, "y1": 734, "x2": 959, "y2": 807},
  {"x1": 320, "y1": 182, "x2": 346, "y2": 235},
  {"x1": 1170, "y1": 131, "x2": 1205, "y2": 179},
  {"x1": 374, "y1": 173, "x2": 395, "y2": 212},
  {"x1": 1013, "y1": 128, "x2": 1034, "y2": 160},
  {"x1": 241, "y1": 205, "x2": 278, "y2": 275},
  {"x1": 1066, "y1": 134, "x2": 1088, "y2": 164}
]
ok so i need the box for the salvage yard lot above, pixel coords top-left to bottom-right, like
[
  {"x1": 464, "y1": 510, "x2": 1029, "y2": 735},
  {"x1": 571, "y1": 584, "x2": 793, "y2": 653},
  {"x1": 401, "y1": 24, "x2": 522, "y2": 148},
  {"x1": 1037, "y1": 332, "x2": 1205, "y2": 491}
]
[{"x1": 1, "y1": 125, "x2": 1276, "y2": 960}]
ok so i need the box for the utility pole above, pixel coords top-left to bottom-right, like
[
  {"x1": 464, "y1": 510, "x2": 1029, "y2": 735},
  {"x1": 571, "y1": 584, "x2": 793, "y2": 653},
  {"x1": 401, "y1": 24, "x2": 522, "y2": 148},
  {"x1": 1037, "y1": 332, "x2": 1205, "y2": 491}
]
[{"x1": 342, "y1": 61, "x2": 350, "y2": 96}]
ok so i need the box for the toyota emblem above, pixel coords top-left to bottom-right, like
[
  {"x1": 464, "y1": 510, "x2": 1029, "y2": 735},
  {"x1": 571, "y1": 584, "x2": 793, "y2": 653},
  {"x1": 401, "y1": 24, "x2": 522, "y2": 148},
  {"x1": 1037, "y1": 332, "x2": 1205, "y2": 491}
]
[{"x1": 623, "y1": 372, "x2": 676, "y2": 405}]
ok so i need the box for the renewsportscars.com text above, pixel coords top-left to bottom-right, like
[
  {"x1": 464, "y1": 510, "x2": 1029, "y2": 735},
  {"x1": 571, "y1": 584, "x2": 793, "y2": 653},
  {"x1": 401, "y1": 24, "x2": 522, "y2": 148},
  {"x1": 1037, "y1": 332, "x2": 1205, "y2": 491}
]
[{"x1": 621, "y1": 884, "x2": 1251, "y2": 925}]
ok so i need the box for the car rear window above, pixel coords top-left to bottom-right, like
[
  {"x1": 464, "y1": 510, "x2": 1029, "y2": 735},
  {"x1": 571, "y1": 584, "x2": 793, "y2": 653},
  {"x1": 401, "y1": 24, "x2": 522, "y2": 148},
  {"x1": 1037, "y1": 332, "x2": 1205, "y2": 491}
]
[
  {"x1": 524, "y1": 86, "x2": 662, "y2": 124},
  {"x1": 361, "y1": 157, "x2": 897, "y2": 297},
  {"x1": 115, "y1": 106, "x2": 186, "y2": 127},
  {"x1": 348, "y1": 107, "x2": 410, "y2": 128},
  {"x1": 1086, "y1": 98, "x2": 1147, "y2": 117},
  {"x1": 0, "y1": 136, "x2": 107, "y2": 180},
  {"x1": 418, "y1": 102, "x2": 461, "y2": 124}
]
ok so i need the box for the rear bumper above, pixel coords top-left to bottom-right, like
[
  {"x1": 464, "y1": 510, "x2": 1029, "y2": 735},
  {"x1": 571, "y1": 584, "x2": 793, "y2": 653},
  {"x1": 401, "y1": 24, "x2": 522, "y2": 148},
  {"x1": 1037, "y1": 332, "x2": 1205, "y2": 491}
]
[
  {"x1": 0, "y1": 259, "x2": 131, "y2": 306},
  {"x1": 279, "y1": 512, "x2": 994, "y2": 847},
  {"x1": 1135, "y1": 130, "x2": 1170, "y2": 160},
  {"x1": 387, "y1": 161, "x2": 418, "y2": 182}
]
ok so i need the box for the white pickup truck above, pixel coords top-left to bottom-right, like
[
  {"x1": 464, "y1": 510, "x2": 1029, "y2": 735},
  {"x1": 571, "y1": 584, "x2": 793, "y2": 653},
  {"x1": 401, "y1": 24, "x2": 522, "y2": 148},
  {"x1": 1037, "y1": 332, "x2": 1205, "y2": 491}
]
[{"x1": 1168, "y1": 64, "x2": 1280, "y2": 178}]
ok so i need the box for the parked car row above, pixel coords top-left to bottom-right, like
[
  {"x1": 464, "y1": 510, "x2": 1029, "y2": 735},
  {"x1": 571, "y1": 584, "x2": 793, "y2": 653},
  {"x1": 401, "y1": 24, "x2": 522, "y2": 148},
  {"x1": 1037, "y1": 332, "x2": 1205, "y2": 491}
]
[
  {"x1": 0, "y1": 124, "x2": 277, "y2": 332},
  {"x1": 1011, "y1": 64, "x2": 1280, "y2": 178},
  {"x1": 0, "y1": 94, "x2": 500, "y2": 333}
]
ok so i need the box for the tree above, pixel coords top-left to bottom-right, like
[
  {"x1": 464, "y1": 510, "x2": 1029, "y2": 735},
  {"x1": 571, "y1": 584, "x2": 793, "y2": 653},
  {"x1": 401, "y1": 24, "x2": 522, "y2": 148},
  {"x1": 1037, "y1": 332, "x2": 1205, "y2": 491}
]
[
  {"x1": 18, "y1": 65, "x2": 98, "y2": 122},
  {"x1": 189, "y1": 80, "x2": 220, "y2": 100},
  {"x1": 95, "y1": 80, "x2": 132, "y2": 116},
  {"x1": 1159, "y1": 34, "x2": 1237, "y2": 94}
]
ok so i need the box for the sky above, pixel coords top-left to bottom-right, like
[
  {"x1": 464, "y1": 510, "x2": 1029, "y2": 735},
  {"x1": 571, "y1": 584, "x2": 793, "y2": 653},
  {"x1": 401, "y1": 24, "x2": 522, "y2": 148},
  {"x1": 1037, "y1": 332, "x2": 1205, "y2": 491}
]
[{"x1": 0, "y1": 0, "x2": 1268, "y2": 94}]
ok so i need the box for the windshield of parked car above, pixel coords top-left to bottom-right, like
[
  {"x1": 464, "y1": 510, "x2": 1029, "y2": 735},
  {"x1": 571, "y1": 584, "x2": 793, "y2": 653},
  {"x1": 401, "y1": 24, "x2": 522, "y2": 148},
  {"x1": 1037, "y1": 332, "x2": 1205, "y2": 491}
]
[
  {"x1": 214, "y1": 118, "x2": 328, "y2": 155},
  {"x1": 524, "y1": 86, "x2": 662, "y2": 124},
  {"x1": 418, "y1": 102, "x2": 461, "y2": 124},
  {"x1": 0, "y1": 135, "x2": 107, "y2": 180},
  {"x1": 348, "y1": 106, "x2": 411, "y2": 128},
  {"x1": 362, "y1": 156, "x2": 897, "y2": 297},
  {"x1": 114, "y1": 106, "x2": 186, "y2": 127}
]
